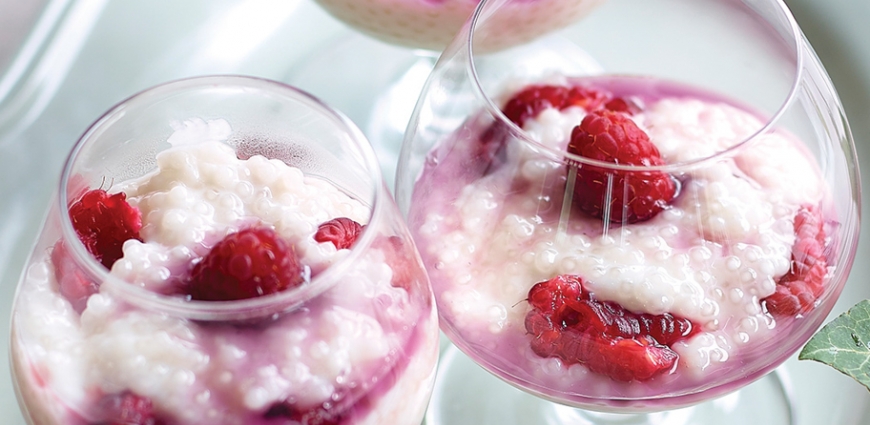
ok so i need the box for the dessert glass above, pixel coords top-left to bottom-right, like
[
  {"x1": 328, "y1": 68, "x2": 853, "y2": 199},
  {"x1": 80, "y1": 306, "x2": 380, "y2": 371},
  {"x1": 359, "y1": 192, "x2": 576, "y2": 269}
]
[
  {"x1": 9, "y1": 75, "x2": 440, "y2": 425},
  {"x1": 395, "y1": 0, "x2": 861, "y2": 423}
]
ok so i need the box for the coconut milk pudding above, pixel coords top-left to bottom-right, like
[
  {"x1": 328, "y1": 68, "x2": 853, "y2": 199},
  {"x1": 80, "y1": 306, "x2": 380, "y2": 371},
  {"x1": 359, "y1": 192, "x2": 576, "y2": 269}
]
[
  {"x1": 313, "y1": 0, "x2": 606, "y2": 50},
  {"x1": 409, "y1": 75, "x2": 834, "y2": 407},
  {"x1": 11, "y1": 118, "x2": 439, "y2": 425}
]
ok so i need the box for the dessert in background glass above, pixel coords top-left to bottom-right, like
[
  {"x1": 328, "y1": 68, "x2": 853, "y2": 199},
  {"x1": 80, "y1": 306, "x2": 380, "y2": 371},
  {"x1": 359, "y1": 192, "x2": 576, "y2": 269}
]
[
  {"x1": 395, "y1": 0, "x2": 861, "y2": 423},
  {"x1": 9, "y1": 75, "x2": 440, "y2": 425},
  {"x1": 288, "y1": 0, "x2": 605, "y2": 186}
]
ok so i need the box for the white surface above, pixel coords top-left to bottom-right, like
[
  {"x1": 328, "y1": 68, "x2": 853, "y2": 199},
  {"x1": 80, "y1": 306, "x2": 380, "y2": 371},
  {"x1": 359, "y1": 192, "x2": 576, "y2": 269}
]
[{"x1": 0, "y1": 0, "x2": 869, "y2": 424}]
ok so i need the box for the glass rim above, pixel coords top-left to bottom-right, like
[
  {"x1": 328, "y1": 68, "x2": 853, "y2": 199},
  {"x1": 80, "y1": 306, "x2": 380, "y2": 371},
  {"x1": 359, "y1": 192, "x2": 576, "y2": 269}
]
[
  {"x1": 57, "y1": 74, "x2": 389, "y2": 321},
  {"x1": 465, "y1": 0, "x2": 805, "y2": 172}
]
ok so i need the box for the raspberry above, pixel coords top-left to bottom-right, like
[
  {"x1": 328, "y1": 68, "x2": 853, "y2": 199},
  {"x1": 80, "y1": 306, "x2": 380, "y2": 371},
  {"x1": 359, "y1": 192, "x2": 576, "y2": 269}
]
[
  {"x1": 763, "y1": 206, "x2": 828, "y2": 316},
  {"x1": 314, "y1": 217, "x2": 364, "y2": 250},
  {"x1": 524, "y1": 274, "x2": 697, "y2": 381},
  {"x1": 68, "y1": 189, "x2": 143, "y2": 269},
  {"x1": 93, "y1": 391, "x2": 166, "y2": 425},
  {"x1": 51, "y1": 241, "x2": 100, "y2": 314},
  {"x1": 579, "y1": 335, "x2": 679, "y2": 382},
  {"x1": 186, "y1": 226, "x2": 304, "y2": 301},
  {"x1": 567, "y1": 110, "x2": 676, "y2": 223},
  {"x1": 603, "y1": 97, "x2": 642, "y2": 115},
  {"x1": 502, "y1": 84, "x2": 609, "y2": 127}
]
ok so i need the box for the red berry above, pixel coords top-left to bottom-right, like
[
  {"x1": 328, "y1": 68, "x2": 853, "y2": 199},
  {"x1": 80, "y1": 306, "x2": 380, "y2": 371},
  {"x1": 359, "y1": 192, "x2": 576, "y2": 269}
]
[
  {"x1": 68, "y1": 189, "x2": 143, "y2": 269},
  {"x1": 186, "y1": 226, "x2": 304, "y2": 301},
  {"x1": 567, "y1": 110, "x2": 676, "y2": 223},
  {"x1": 526, "y1": 275, "x2": 585, "y2": 317},
  {"x1": 763, "y1": 206, "x2": 828, "y2": 316},
  {"x1": 314, "y1": 217, "x2": 364, "y2": 250},
  {"x1": 93, "y1": 391, "x2": 166, "y2": 425},
  {"x1": 524, "y1": 274, "x2": 697, "y2": 381},
  {"x1": 502, "y1": 84, "x2": 609, "y2": 127},
  {"x1": 603, "y1": 97, "x2": 642, "y2": 115},
  {"x1": 580, "y1": 335, "x2": 678, "y2": 382},
  {"x1": 51, "y1": 240, "x2": 99, "y2": 314}
]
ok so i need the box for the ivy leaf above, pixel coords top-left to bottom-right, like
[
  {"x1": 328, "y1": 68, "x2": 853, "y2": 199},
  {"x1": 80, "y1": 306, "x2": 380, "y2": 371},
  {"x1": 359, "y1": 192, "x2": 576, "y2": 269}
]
[{"x1": 799, "y1": 299, "x2": 870, "y2": 390}]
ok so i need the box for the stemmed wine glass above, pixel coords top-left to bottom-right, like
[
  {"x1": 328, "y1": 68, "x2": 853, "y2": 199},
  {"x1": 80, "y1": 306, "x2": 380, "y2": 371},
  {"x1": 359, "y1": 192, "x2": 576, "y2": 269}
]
[
  {"x1": 288, "y1": 0, "x2": 605, "y2": 186},
  {"x1": 9, "y1": 75, "x2": 440, "y2": 425},
  {"x1": 395, "y1": 0, "x2": 861, "y2": 423}
]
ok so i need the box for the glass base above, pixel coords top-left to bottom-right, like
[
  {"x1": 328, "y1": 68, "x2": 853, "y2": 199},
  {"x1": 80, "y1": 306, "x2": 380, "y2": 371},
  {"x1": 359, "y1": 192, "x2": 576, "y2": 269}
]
[{"x1": 425, "y1": 344, "x2": 796, "y2": 425}]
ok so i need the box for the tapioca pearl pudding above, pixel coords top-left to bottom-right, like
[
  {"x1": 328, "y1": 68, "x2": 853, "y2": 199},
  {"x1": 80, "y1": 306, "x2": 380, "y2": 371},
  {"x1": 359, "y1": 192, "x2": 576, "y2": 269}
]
[
  {"x1": 312, "y1": 0, "x2": 607, "y2": 51},
  {"x1": 11, "y1": 118, "x2": 439, "y2": 425},
  {"x1": 411, "y1": 76, "x2": 830, "y2": 387}
]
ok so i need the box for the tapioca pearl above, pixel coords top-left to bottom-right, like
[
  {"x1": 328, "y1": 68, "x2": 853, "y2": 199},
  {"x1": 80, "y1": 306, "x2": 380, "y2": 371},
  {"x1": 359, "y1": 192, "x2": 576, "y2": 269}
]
[
  {"x1": 158, "y1": 209, "x2": 207, "y2": 246},
  {"x1": 735, "y1": 316, "x2": 761, "y2": 344},
  {"x1": 155, "y1": 149, "x2": 199, "y2": 183},
  {"x1": 200, "y1": 161, "x2": 236, "y2": 190},
  {"x1": 538, "y1": 355, "x2": 568, "y2": 377},
  {"x1": 518, "y1": 157, "x2": 561, "y2": 184},
  {"x1": 484, "y1": 305, "x2": 509, "y2": 333},
  {"x1": 524, "y1": 107, "x2": 582, "y2": 149},
  {"x1": 242, "y1": 365, "x2": 292, "y2": 411},
  {"x1": 699, "y1": 299, "x2": 719, "y2": 320},
  {"x1": 724, "y1": 255, "x2": 741, "y2": 272},
  {"x1": 759, "y1": 277, "x2": 776, "y2": 297},
  {"x1": 459, "y1": 190, "x2": 497, "y2": 222},
  {"x1": 434, "y1": 238, "x2": 467, "y2": 266},
  {"x1": 728, "y1": 287, "x2": 745, "y2": 304},
  {"x1": 500, "y1": 214, "x2": 536, "y2": 243},
  {"x1": 673, "y1": 332, "x2": 731, "y2": 375},
  {"x1": 743, "y1": 298, "x2": 763, "y2": 316},
  {"x1": 419, "y1": 219, "x2": 440, "y2": 239},
  {"x1": 233, "y1": 180, "x2": 255, "y2": 202},
  {"x1": 252, "y1": 197, "x2": 280, "y2": 221},
  {"x1": 641, "y1": 235, "x2": 673, "y2": 261},
  {"x1": 271, "y1": 165, "x2": 306, "y2": 194},
  {"x1": 79, "y1": 293, "x2": 114, "y2": 328},
  {"x1": 274, "y1": 213, "x2": 313, "y2": 243},
  {"x1": 444, "y1": 286, "x2": 492, "y2": 321},
  {"x1": 244, "y1": 155, "x2": 279, "y2": 185},
  {"x1": 532, "y1": 243, "x2": 560, "y2": 275},
  {"x1": 738, "y1": 268, "x2": 758, "y2": 287},
  {"x1": 758, "y1": 231, "x2": 793, "y2": 260}
]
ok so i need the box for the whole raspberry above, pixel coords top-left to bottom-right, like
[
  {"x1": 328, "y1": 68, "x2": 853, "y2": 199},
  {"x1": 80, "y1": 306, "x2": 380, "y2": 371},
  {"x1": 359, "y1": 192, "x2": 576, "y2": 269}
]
[
  {"x1": 763, "y1": 206, "x2": 828, "y2": 316},
  {"x1": 186, "y1": 226, "x2": 304, "y2": 301},
  {"x1": 94, "y1": 391, "x2": 166, "y2": 425},
  {"x1": 567, "y1": 110, "x2": 676, "y2": 223},
  {"x1": 314, "y1": 217, "x2": 364, "y2": 250},
  {"x1": 68, "y1": 188, "x2": 143, "y2": 269},
  {"x1": 502, "y1": 84, "x2": 609, "y2": 127},
  {"x1": 524, "y1": 274, "x2": 697, "y2": 381}
]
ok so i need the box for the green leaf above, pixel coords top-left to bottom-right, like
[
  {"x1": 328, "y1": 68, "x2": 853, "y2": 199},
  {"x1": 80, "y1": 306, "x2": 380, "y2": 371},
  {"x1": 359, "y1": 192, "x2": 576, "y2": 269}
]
[{"x1": 799, "y1": 299, "x2": 870, "y2": 391}]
